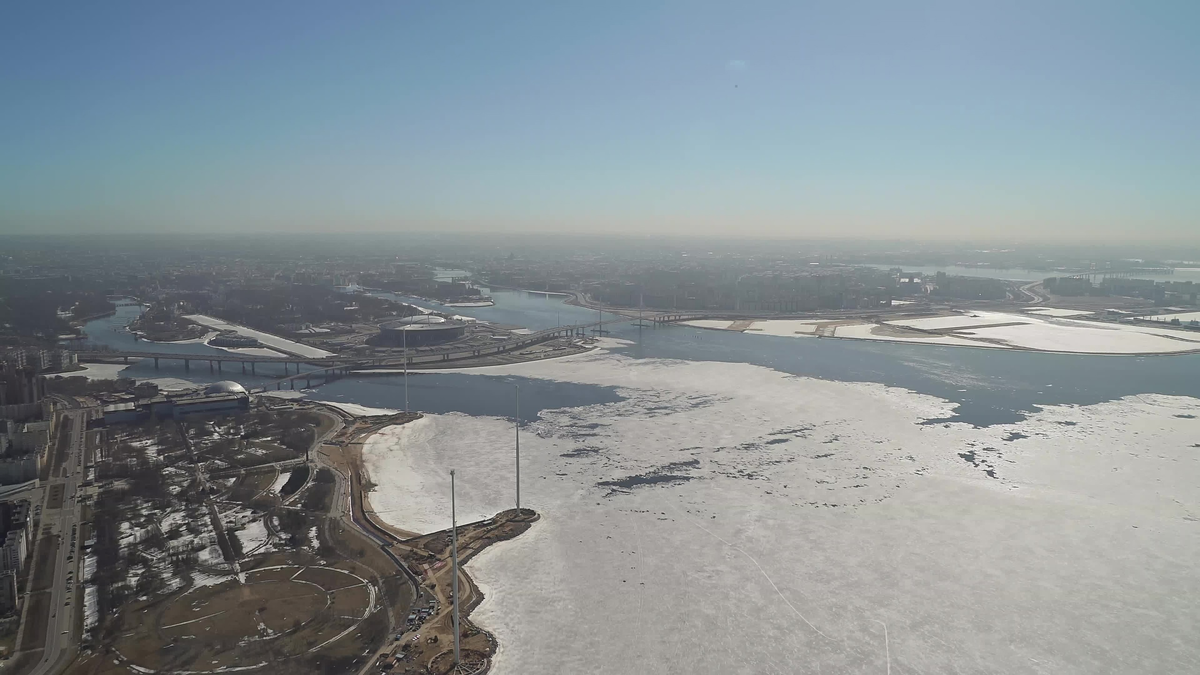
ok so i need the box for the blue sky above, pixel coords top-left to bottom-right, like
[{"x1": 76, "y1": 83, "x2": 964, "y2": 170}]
[{"x1": 2, "y1": 1, "x2": 1197, "y2": 240}]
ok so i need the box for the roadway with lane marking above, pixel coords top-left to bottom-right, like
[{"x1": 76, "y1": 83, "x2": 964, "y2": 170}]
[{"x1": 25, "y1": 408, "x2": 89, "y2": 675}]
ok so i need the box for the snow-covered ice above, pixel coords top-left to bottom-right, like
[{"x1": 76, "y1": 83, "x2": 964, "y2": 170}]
[{"x1": 362, "y1": 349, "x2": 1200, "y2": 675}]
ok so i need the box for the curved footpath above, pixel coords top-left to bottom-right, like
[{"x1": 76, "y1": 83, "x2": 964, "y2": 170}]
[{"x1": 307, "y1": 402, "x2": 534, "y2": 675}]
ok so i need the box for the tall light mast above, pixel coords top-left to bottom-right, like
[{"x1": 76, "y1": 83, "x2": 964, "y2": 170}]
[
  {"x1": 451, "y1": 469, "x2": 461, "y2": 666},
  {"x1": 515, "y1": 385, "x2": 520, "y2": 512},
  {"x1": 403, "y1": 323, "x2": 409, "y2": 413}
]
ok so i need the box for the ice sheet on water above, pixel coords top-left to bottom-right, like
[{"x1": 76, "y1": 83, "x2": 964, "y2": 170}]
[{"x1": 364, "y1": 351, "x2": 1200, "y2": 675}]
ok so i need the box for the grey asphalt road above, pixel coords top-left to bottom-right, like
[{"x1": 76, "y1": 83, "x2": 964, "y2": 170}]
[{"x1": 27, "y1": 408, "x2": 89, "y2": 675}]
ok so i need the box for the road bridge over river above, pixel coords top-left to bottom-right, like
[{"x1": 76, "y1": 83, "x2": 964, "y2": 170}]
[{"x1": 71, "y1": 317, "x2": 629, "y2": 384}]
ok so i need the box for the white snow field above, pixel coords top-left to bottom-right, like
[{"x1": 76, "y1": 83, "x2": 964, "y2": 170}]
[
  {"x1": 685, "y1": 312, "x2": 1200, "y2": 353},
  {"x1": 681, "y1": 320, "x2": 738, "y2": 330},
  {"x1": 361, "y1": 350, "x2": 1200, "y2": 675},
  {"x1": 681, "y1": 319, "x2": 826, "y2": 336},
  {"x1": 832, "y1": 321, "x2": 1004, "y2": 348},
  {"x1": 743, "y1": 319, "x2": 824, "y2": 337},
  {"x1": 886, "y1": 312, "x2": 1021, "y2": 331},
  {"x1": 182, "y1": 314, "x2": 333, "y2": 358},
  {"x1": 880, "y1": 311, "x2": 1200, "y2": 354},
  {"x1": 215, "y1": 345, "x2": 286, "y2": 358}
]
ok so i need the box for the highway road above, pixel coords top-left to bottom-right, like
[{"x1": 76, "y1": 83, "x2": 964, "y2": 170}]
[
  {"x1": 1018, "y1": 280, "x2": 1047, "y2": 304},
  {"x1": 26, "y1": 408, "x2": 89, "y2": 675}
]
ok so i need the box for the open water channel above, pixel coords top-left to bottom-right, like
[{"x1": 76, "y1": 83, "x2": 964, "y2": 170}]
[{"x1": 81, "y1": 290, "x2": 1200, "y2": 427}]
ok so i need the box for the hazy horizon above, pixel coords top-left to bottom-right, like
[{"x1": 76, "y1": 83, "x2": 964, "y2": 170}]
[{"x1": 3, "y1": 1, "x2": 1198, "y2": 241}]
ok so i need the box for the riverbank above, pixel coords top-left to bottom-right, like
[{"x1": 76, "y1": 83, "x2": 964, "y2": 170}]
[
  {"x1": 351, "y1": 350, "x2": 1200, "y2": 675},
  {"x1": 352, "y1": 338, "x2": 599, "y2": 375},
  {"x1": 681, "y1": 310, "x2": 1200, "y2": 356},
  {"x1": 480, "y1": 283, "x2": 571, "y2": 298},
  {"x1": 333, "y1": 417, "x2": 536, "y2": 674}
]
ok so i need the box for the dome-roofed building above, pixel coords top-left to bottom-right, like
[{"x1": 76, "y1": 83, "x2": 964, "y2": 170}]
[
  {"x1": 377, "y1": 315, "x2": 468, "y2": 347},
  {"x1": 203, "y1": 381, "x2": 248, "y2": 396},
  {"x1": 104, "y1": 380, "x2": 250, "y2": 425}
]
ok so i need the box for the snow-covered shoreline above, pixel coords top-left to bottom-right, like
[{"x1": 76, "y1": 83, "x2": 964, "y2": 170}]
[
  {"x1": 684, "y1": 311, "x2": 1200, "y2": 355},
  {"x1": 131, "y1": 329, "x2": 220, "y2": 345}
]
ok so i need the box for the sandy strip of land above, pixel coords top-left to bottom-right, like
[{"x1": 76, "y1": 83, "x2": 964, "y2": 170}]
[
  {"x1": 183, "y1": 314, "x2": 334, "y2": 358},
  {"x1": 1023, "y1": 307, "x2": 1095, "y2": 317},
  {"x1": 135, "y1": 330, "x2": 220, "y2": 344},
  {"x1": 687, "y1": 311, "x2": 1200, "y2": 355},
  {"x1": 833, "y1": 322, "x2": 1006, "y2": 348}
]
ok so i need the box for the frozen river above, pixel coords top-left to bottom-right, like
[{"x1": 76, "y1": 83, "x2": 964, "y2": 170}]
[{"x1": 364, "y1": 345, "x2": 1200, "y2": 675}]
